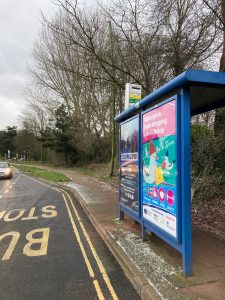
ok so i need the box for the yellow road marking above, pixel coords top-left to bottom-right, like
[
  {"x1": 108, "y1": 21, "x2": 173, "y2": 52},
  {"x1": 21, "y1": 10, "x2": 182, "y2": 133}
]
[
  {"x1": 23, "y1": 228, "x2": 50, "y2": 257},
  {"x1": 61, "y1": 194, "x2": 94, "y2": 277},
  {"x1": 64, "y1": 190, "x2": 119, "y2": 300},
  {"x1": 61, "y1": 193, "x2": 105, "y2": 300},
  {"x1": 4, "y1": 209, "x2": 25, "y2": 221},
  {"x1": 52, "y1": 186, "x2": 118, "y2": 300},
  {"x1": 0, "y1": 231, "x2": 20, "y2": 260},
  {"x1": 93, "y1": 280, "x2": 105, "y2": 300},
  {"x1": 22, "y1": 175, "x2": 118, "y2": 300},
  {"x1": 21, "y1": 207, "x2": 39, "y2": 220}
]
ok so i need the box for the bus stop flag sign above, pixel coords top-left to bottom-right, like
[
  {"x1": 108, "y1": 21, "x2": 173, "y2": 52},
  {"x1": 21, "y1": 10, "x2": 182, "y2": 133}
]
[{"x1": 125, "y1": 83, "x2": 142, "y2": 109}]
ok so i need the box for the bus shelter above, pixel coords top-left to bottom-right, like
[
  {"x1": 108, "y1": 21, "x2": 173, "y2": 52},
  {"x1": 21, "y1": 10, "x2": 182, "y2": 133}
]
[{"x1": 115, "y1": 70, "x2": 225, "y2": 276}]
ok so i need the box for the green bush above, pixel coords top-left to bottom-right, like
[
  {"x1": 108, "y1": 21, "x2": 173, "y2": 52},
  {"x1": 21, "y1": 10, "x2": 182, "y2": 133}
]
[{"x1": 191, "y1": 124, "x2": 225, "y2": 203}]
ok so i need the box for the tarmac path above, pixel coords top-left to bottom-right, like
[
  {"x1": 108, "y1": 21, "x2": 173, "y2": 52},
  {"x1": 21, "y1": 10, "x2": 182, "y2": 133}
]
[{"x1": 0, "y1": 169, "x2": 140, "y2": 300}]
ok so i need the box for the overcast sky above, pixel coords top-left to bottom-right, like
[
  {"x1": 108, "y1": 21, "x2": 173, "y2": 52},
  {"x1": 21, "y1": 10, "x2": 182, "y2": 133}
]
[{"x1": 0, "y1": 0, "x2": 56, "y2": 130}]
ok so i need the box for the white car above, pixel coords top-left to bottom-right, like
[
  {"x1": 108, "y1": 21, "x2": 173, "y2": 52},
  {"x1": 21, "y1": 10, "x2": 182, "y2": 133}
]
[{"x1": 0, "y1": 162, "x2": 13, "y2": 179}]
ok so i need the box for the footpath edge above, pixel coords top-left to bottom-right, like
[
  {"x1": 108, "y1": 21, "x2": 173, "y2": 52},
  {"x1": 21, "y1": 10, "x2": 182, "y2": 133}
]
[{"x1": 64, "y1": 184, "x2": 161, "y2": 300}]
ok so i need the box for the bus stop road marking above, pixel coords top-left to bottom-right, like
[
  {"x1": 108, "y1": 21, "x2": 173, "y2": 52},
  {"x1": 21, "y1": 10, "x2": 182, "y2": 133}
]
[{"x1": 23, "y1": 175, "x2": 119, "y2": 300}]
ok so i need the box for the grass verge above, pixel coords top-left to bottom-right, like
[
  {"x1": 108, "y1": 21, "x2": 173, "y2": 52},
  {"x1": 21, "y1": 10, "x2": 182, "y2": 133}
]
[{"x1": 14, "y1": 164, "x2": 71, "y2": 183}]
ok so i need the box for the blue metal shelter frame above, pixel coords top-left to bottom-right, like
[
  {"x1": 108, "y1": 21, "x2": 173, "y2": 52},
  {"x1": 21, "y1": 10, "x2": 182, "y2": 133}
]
[{"x1": 115, "y1": 70, "x2": 225, "y2": 277}]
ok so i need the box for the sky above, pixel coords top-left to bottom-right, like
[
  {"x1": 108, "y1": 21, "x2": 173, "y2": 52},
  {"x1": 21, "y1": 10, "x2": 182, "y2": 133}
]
[{"x1": 0, "y1": 0, "x2": 56, "y2": 130}]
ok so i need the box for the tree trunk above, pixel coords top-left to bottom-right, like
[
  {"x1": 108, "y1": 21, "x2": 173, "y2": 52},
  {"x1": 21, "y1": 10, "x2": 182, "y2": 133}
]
[{"x1": 40, "y1": 141, "x2": 43, "y2": 165}]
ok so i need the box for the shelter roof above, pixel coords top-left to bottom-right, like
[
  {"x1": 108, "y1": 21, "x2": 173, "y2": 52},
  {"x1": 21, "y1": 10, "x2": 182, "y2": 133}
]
[{"x1": 115, "y1": 69, "x2": 225, "y2": 122}]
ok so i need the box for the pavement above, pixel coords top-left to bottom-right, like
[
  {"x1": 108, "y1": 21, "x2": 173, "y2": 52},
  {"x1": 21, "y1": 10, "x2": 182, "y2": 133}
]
[{"x1": 17, "y1": 166, "x2": 225, "y2": 300}]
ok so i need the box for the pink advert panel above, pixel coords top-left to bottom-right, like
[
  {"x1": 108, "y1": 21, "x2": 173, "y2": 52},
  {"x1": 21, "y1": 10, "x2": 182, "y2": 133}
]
[{"x1": 142, "y1": 100, "x2": 176, "y2": 143}]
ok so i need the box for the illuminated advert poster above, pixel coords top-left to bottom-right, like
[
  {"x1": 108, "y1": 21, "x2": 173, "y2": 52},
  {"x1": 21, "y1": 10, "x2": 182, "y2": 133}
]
[
  {"x1": 142, "y1": 100, "x2": 177, "y2": 238},
  {"x1": 120, "y1": 117, "x2": 139, "y2": 212}
]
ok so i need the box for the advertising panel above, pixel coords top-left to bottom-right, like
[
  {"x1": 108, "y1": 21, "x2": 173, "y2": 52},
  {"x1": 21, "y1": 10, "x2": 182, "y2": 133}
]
[
  {"x1": 120, "y1": 116, "x2": 139, "y2": 213},
  {"x1": 142, "y1": 100, "x2": 177, "y2": 238}
]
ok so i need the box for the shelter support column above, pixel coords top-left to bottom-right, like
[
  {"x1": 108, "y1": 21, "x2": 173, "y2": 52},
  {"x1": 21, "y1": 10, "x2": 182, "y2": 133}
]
[
  {"x1": 180, "y1": 88, "x2": 192, "y2": 276},
  {"x1": 119, "y1": 210, "x2": 124, "y2": 220}
]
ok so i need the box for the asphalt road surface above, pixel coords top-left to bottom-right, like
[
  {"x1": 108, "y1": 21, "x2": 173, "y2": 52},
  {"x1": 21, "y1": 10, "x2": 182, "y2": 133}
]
[{"x1": 0, "y1": 169, "x2": 140, "y2": 300}]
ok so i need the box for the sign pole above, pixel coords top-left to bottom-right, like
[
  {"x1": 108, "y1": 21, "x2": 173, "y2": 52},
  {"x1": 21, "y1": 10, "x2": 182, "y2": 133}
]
[{"x1": 119, "y1": 125, "x2": 124, "y2": 221}]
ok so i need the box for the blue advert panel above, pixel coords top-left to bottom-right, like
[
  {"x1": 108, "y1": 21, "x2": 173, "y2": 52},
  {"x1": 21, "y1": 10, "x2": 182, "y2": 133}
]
[
  {"x1": 142, "y1": 100, "x2": 177, "y2": 238},
  {"x1": 120, "y1": 116, "x2": 139, "y2": 213}
]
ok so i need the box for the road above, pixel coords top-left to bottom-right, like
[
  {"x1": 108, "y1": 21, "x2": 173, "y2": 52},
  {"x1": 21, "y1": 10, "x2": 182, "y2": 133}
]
[{"x1": 0, "y1": 170, "x2": 140, "y2": 300}]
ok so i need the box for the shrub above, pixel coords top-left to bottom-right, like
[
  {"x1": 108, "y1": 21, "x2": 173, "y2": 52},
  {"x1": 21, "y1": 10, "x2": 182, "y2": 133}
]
[{"x1": 191, "y1": 124, "x2": 225, "y2": 203}]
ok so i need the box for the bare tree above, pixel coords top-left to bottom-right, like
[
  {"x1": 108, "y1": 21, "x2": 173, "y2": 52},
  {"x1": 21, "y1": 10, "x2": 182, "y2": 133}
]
[
  {"x1": 202, "y1": 0, "x2": 225, "y2": 134},
  {"x1": 25, "y1": 0, "x2": 222, "y2": 167}
]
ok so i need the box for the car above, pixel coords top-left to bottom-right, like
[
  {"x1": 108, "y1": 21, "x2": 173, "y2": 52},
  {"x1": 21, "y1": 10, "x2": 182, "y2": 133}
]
[{"x1": 0, "y1": 161, "x2": 13, "y2": 179}]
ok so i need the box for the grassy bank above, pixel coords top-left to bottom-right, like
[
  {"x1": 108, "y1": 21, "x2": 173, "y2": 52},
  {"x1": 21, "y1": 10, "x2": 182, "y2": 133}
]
[
  {"x1": 14, "y1": 164, "x2": 71, "y2": 183},
  {"x1": 74, "y1": 163, "x2": 119, "y2": 189}
]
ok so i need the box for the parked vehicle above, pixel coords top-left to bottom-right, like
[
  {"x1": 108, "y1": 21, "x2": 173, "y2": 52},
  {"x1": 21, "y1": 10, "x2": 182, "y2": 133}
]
[{"x1": 0, "y1": 161, "x2": 13, "y2": 179}]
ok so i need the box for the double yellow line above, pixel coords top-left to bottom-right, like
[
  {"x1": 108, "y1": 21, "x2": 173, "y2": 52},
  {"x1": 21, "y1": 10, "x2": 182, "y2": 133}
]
[
  {"x1": 61, "y1": 191, "x2": 104, "y2": 299},
  {"x1": 25, "y1": 175, "x2": 119, "y2": 300},
  {"x1": 52, "y1": 187, "x2": 119, "y2": 300}
]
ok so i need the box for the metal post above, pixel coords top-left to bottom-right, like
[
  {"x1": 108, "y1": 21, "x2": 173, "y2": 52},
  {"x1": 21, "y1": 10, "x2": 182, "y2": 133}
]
[
  {"x1": 142, "y1": 221, "x2": 147, "y2": 241},
  {"x1": 109, "y1": 21, "x2": 116, "y2": 177},
  {"x1": 180, "y1": 88, "x2": 192, "y2": 276},
  {"x1": 139, "y1": 113, "x2": 145, "y2": 239},
  {"x1": 119, "y1": 210, "x2": 124, "y2": 220}
]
